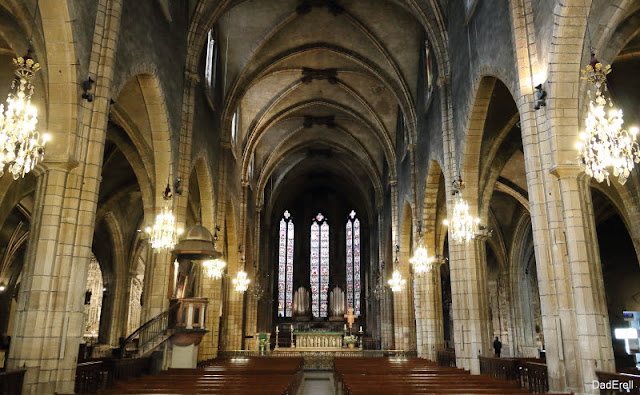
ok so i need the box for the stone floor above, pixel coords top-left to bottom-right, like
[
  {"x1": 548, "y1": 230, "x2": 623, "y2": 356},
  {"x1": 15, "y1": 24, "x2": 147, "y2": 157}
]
[{"x1": 299, "y1": 371, "x2": 335, "y2": 395}]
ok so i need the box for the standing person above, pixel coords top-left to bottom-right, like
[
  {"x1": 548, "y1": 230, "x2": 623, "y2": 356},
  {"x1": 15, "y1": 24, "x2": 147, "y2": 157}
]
[{"x1": 493, "y1": 337, "x2": 502, "y2": 357}]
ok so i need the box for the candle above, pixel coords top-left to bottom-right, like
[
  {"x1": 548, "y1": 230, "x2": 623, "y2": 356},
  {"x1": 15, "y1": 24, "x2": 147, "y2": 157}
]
[
  {"x1": 276, "y1": 326, "x2": 279, "y2": 332},
  {"x1": 344, "y1": 324, "x2": 347, "y2": 331},
  {"x1": 360, "y1": 326, "x2": 363, "y2": 332}
]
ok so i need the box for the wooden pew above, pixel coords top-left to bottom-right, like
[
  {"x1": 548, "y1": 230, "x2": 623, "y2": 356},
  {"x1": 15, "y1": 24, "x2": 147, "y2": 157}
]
[
  {"x1": 334, "y1": 357, "x2": 550, "y2": 395},
  {"x1": 103, "y1": 357, "x2": 303, "y2": 395}
]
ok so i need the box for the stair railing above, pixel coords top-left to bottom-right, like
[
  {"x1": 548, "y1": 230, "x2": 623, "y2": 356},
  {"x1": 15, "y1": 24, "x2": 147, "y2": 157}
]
[{"x1": 122, "y1": 303, "x2": 180, "y2": 357}]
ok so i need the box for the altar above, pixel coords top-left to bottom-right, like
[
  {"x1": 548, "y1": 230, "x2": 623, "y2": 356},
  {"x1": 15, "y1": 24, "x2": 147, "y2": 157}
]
[{"x1": 295, "y1": 331, "x2": 343, "y2": 349}]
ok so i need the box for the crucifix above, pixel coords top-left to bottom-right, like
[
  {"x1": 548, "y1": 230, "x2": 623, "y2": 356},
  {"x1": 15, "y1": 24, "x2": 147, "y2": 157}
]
[{"x1": 344, "y1": 307, "x2": 358, "y2": 334}]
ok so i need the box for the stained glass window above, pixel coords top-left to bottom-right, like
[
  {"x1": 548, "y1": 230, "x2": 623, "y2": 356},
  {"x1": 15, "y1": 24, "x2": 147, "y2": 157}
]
[
  {"x1": 311, "y1": 213, "x2": 329, "y2": 317},
  {"x1": 278, "y1": 210, "x2": 294, "y2": 317},
  {"x1": 346, "y1": 210, "x2": 361, "y2": 315},
  {"x1": 205, "y1": 29, "x2": 216, "y2": 88}
]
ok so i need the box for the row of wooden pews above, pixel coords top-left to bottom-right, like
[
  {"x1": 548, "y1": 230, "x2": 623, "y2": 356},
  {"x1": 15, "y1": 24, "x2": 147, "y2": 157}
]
[
  {"x1": 103, "y1": 357, "x2": 303, "y2": 394},
  {"x1": 334, "y1": 357, "x2": 540, "y2": 394}
]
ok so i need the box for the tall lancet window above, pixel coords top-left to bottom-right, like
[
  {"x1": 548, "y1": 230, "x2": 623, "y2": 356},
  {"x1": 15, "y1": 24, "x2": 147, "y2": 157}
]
[
  {"x1": 346, "y1": 210, "x2": 361, "y2": 315},
  {"x1": 278, "y1": 210, "x2": 294, "y2": 317},
  {"x1": 311, "y1": 213, "x2": 329, "y2": 317}
]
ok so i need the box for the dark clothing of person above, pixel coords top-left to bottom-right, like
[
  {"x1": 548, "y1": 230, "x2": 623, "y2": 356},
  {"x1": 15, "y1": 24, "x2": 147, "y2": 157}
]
[{"x1": 493, "y1": 339, "x2": 502, "y2": 357}]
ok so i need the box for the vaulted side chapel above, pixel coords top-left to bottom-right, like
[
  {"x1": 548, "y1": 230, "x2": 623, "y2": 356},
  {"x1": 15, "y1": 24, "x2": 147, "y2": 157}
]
[{"x1": 0, "y1": 0, "x2": 638, "y2": 394}]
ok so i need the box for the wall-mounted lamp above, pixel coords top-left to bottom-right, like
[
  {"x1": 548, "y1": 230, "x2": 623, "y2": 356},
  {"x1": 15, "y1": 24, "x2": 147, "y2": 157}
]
[
  {"x1": 82, "y1": 77, "x2": 95, "y2": 102},
  {"x1": 0, "y1": 282, "x2": 6, "y2": 292},
  {"x1": 534, "y1": 84, "x2": 547, "y2": 110}
]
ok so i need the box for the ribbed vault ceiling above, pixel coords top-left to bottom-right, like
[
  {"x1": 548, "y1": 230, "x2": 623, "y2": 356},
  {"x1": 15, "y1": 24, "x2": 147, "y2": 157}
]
[{"x1": 211, "y1": 0, "x2": 425, "y2": 209}]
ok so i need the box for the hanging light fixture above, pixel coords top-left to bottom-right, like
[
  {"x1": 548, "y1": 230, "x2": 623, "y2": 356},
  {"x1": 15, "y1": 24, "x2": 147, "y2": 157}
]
[
  {"x1": 443, "y1": 177, "x2": 480, "y2": 243},
  {"x1": 202, "y1": 258, "x2": 226, "y2": 279},
  {"x1": 0, "y1": 52, "x2": 49, "y2": 179},
  {"x1": 575, "y1": 3, "x2": 640, "y2": 185},
  {"x1": 146, "y1": 182, "x2": 183, "y2": 252},
  {"x1": 409, "y1": 221, "x2": 435, "y2": 274},
  {"x1": 233, "y1": 270, "x2": 250, "y2": 292},
  {"x1": 388, "y1": 270, "x2": 406, "y2": 292}
]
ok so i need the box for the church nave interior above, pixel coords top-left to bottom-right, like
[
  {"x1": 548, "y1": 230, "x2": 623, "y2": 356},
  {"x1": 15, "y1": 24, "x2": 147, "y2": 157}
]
[{"x1": 0, "y1": 0, "x2": 638, "y2": 394}]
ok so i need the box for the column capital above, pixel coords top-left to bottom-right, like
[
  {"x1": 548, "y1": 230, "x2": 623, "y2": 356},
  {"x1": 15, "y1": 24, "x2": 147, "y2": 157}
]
[
  {"x1": 550, "y1": 164, "x2": 582, "y2": 179},
  {"x1": 474, "y1": 227, "x2": 493, "y2": 241}
]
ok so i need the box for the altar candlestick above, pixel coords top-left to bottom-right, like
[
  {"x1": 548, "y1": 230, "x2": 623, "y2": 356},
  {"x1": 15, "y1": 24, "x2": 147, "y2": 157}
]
[{"x1": 359, "y1": 326, "x2": 363, "y2": 332}]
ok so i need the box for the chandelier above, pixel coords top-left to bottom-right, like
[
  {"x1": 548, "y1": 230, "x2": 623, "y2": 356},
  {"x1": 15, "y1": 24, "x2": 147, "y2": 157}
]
[
  {"x1": 233, "y1": 270, "x2": 250, "y2": 292},
  {"x1": 577, "y1": 53, "x2": 640, "y2": 185},
  {"x1": 410, "y1": 245, "x2": 435, "y2": 274},
  {"x1": 443, "y1": 178, "x2": 480, "y2": 243},
  {"x1": 409, "y1": 222, "x2": 435, "y2": 274},
  {"x1": 202, "y1": 258, "x2": 226, "y2": 279},
  {"x1": 0, "y1": 54, "x2": 49, "y2": 179},
  {"x1": 146, "y1": 183, "x2": 182, "y2": 252},
  {"x1": 388, "y1": 270, "x2": 406, "y2": 292}
]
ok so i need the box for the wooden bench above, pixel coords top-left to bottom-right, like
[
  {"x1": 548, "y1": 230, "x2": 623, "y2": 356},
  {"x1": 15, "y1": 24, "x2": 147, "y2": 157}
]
[
  {"x1": 334, "y1": 357, "x2": 559, "y2": 395},
  {"x1": 103, "y1": 357, "x2": 303, "y2": 395}
]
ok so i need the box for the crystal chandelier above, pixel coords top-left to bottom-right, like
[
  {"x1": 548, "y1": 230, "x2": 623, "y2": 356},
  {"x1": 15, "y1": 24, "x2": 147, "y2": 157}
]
[
  {"x1": 233, "y1": 270, "x2": 250, "y2": 292},
  {"x1": 409, "y1": 222, "x2": 435, "y2": 274},
  {"x1": 388, "y1": 270, "x2": 406, "y2": 292},
  {"x1": 202, "y1": 258, "x2": 226, "y2": 279},
  {"x1": 576, "y1": 53, "x2": 640, "y2": 185},
  {"x1": 0, "y1": 54, "x2": 49, "y2": 179},
  {"x1": 410, "y1": 245, "x2": 435, "y2": 274},
  {"x1": 146, "y1": 183, "x2": 182, "y2": 252},
  {"x1": 443, "y1": 178, "x2": 480, "y2": 243}
]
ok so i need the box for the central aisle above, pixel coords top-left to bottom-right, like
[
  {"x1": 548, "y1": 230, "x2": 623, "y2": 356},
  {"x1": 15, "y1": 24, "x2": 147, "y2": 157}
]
[{"x1": 299, "y1": 372, "x2": 335, "y2": 395}]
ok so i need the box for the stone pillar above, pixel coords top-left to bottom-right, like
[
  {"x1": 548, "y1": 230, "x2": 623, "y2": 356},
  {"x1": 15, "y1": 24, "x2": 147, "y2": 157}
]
[
  {"x1": 450, "y1": 233, "x2": 492, "y2": 373},
  {"x1": 242, "y1": 206, "x2": 262, "y2": 342},
  {"x1": 198, "y1": 276, "x2": 222, "y2": 361},
  {"x1": 413, "y1": 273, "x2": 425, "y2": 357},
  {"x1": 222, "y1": 278, "x2": 245, "y2": 350},
  {"x1": 141, "y1": 251, "x2": 172, "y2": 322},
  {"x1": 392, "y1": 261, "x2": 415, "y2": 351},
  {"x1": 416, "y1": 264, "x2": 444, "y2": 360},
  {"x1": 542, "y1": 166, "x2": 615, "y2": 392},
  {"x1": 7, "y1": 167, "x2": 98, "y2": 394},
  {"x1": 109, "y1": 272, "x2": 132, "y2": 345},
  {"x1": 6, "y1": 0, "x2": 123, "y2": 390}
]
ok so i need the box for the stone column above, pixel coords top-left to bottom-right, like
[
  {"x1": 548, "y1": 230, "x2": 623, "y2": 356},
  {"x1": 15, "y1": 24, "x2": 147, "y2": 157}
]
[
  {"x1": 222, "y1": 277, "x2": 245, "y2": 350},
  {"x1": 198, "y1": 276, "x2": 222, "y2": 361},
  {"x1": 141, "y1": 251, "x2": 172, "y2": 322},
  {"x1": 544, "y1": 166, "x2": 615, "y2": 392},
  {"x1": 450, "y1": 233, "x2": 492, "y2": 373},
  {"x1": 413, "y1": 273, "x2": 425, "y2": 357},
  {"x1": 7, "y1": 168, "x2": 94, "y2": 394},
  {"x1": 392, "y1": 264, "x2": 414, "y2": 351},
  {"x1": 6, "y1": 0, "x2": 123, "y2": 390},
  {"x1": 417, "y1": 264, "x2": 444, "y2": 360},
  {"x1": 242, "y1": 205, "x2": 262, "y2": 341}
]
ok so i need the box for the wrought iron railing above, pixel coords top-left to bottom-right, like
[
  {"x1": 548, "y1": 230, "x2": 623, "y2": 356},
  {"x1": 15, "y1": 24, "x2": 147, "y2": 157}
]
[
  {"x1": 479, "y1": 356, "x2": 549, "y2": 393},
  {"x1": 436, "y1": 349, "x2": 456, "y2": 367},
  {"x1": 479, "y1": 356, "x2": 519, "y2": 381},
  {"x1": 0, "y1": 369, "x2": 26, "y2": 394},
  {"x1": 521, "y1": 362, "x2": 549, "y2": 393},
  {"x1": 122, "y1": 303, "x2": 180, "y2": 357}
]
